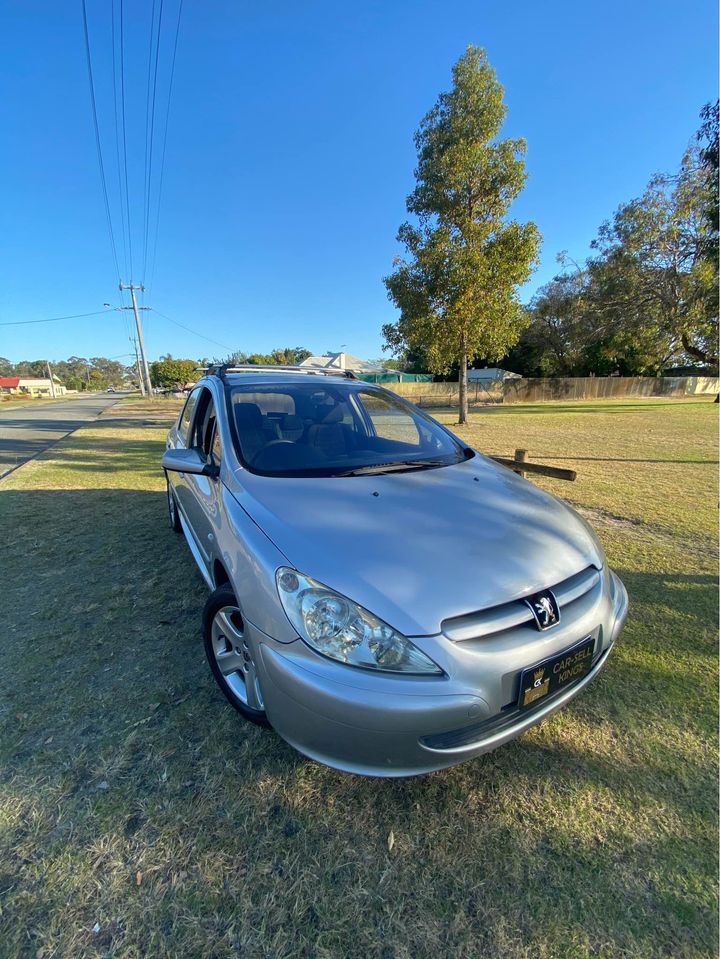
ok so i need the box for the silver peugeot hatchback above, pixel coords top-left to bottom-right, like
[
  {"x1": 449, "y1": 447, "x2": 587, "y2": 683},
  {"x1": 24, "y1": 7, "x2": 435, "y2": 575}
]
[{"x1": 163, "y1": 365, "x2": 628, "y2": 776}]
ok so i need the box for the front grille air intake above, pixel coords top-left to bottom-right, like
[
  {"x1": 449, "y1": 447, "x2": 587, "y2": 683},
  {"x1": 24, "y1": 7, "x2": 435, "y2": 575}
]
[{"x1": 441, "y1": 565, "x2": 601, "y2": 643}]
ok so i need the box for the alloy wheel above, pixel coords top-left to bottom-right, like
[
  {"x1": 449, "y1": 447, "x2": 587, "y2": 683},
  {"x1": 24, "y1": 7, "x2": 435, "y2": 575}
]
[{"x1": 210, "y1": 606, "x2": 265, "y2": 711}]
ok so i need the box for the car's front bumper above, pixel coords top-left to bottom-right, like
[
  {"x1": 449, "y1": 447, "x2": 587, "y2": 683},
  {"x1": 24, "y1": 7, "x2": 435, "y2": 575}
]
[{"x1": 251, "y1": 570, "x2": 629, "y2": 777}]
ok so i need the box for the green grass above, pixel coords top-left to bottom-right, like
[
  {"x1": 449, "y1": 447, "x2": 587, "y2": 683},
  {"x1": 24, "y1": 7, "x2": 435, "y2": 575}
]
[{"x1": 0, "y1": 398, "x2": 717, "y2": 958}]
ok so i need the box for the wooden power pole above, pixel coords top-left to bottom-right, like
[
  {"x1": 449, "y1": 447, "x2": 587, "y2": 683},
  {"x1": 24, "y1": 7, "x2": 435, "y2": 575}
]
[
  {"x1": 130, "y1": 336, "x2": 146, "y2": 396},
  {"x1": 46, "y1": 361, "x2": 57, "y2": 399},
  {"x1": 119, "y1": 283, "x2": 152, "y2": 398}
]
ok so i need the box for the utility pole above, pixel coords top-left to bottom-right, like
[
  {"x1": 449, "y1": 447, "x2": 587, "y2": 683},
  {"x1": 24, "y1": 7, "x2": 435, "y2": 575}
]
[
  {"x1": 131, "y1": 336, "x2": 146, "y2": 396},
  {"x1": 46, "y1": 360, "x2": 57, "y2": 399},
  {"x1": 119, "y1": 283, "x2": 153, "y2": 398}
]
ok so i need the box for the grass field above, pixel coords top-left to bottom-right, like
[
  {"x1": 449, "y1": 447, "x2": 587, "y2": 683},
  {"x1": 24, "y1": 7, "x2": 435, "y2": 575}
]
[{"x1": 0, "y1": 397, "x2": 717, "y2": 958}]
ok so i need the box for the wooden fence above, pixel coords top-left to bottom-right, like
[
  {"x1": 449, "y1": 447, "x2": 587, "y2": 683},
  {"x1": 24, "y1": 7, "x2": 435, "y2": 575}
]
[
  {"x1": 381, "y1": 381, "x2": 502, "y2": 407},
  {"x1": 502, "y1": 375, "x2": 719, "y2": 404},
  {"x1": 382, "y1": 376, "x2": 718, "y2": 407}
]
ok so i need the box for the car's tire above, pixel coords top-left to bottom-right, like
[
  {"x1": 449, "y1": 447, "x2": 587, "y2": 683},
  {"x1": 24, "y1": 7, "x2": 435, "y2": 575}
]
[
  {"x1": 202, "y1": 584, "x2": 270, "y2": 727},
  {"x1": 166, "y1": 476, "x2": 182, "y2": 533}
]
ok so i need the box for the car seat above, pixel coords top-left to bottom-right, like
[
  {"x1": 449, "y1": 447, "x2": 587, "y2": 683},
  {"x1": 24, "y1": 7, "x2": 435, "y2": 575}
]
[{"x1": 234, "y1": 402, "x2": 268, "y2": 464}]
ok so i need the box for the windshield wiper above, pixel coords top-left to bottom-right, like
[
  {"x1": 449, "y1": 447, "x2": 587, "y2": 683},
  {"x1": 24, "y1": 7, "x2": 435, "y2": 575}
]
[{"x1": 335, "y1": 459, "x2": 450, "y2": 477}]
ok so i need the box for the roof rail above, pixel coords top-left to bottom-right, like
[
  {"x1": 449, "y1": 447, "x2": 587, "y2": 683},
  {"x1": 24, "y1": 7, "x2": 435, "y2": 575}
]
[{"x1": 196, "y1": 364, "x2": 357, "y2": 380}]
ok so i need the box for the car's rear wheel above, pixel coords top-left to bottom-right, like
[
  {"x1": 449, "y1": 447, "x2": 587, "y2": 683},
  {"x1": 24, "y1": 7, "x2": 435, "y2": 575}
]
[
  {"x1": 166, "y1": 476, "x2": 182, "y2": 532},
  {"x1": 202, "y1": 584, "x2": 270, "y2": 727}
]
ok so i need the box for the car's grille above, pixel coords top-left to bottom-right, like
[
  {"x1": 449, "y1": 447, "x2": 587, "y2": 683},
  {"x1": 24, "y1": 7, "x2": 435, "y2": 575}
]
[
  {"x1": 441, "y1": 565, "x2": 601, "y2": 643},
  {"x1": 421, "y1": 645, "x2": 608, "y2": 751}
]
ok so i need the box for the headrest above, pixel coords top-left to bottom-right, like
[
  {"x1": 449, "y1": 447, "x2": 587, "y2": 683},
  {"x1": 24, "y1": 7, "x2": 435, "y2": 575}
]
[
  {"x1": 234, "y1": 402, "x2": 263, "y2": 429},
  {"x1": 293, "y1": 393, "x2": 314, "y2": 419},
  {"x1": 320, "y1": 405, "x2": 344, "y2": 424},
  {"x1": 281, "y1": 414, "x2": 302, "y2": 431}
]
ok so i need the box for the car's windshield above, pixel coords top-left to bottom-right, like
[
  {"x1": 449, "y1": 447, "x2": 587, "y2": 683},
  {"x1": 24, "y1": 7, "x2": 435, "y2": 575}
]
[{"x1": 228, "y1": 382, "x2": 469, "y2": 476}]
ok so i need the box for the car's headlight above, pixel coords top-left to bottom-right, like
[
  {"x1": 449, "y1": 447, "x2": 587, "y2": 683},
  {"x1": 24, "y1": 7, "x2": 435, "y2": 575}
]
[{"x1": 275, "y1": 567, "x2": 442, "y2": 675}]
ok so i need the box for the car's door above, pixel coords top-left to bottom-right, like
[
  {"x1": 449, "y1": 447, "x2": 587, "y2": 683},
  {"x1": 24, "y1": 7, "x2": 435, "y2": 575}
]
[
  {"x1": 167, "y1": 385, "x2": 201, "y2": 519},
  {"x1": 177, "y1": 385, "x2": 224, "y2": 568}
]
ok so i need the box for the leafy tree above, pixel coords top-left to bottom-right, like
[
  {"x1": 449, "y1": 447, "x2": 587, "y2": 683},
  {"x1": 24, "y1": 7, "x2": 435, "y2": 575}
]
[
  {"x1": 247, "y1": 347, "x2": 312, "y2": 366},
  {"x1": 585, "y1": 148, "x2": 718, "y2": 368},
  {"x1": 218, "y1": 347, "x2": 311, "y2": 366},
  {"x1": 63, "y1": 374, "x2": 86, "y2": 391},
  {"x1": 367, "y1": 357, "x2": 404, "y2": 370},
  {"x1": 2, "y1": 356, "x2": 136, "y2": 389},
  {"x1": 149, "y1": 356, "x2": 202, "y2": 390},
  {"x1": 268, "y1": 346, "x2": 312, "y2": 365},
  {"x1": 0, "y1": 357, "x2": 13, "y2": 376},
  {"x1": 12, "y1": 360, "x2": 47, "y2": 377},
  {"x1": 383, "y1": 46, "x2": 540, "y2": 422},
  {"x1": 697, "y1": 100, "x2": 719, "y2": 246},
  {"x1": 518, "y1": 103, "x2": 719, "y2": 376},
  {"x1": 522, "y1": 273, "x2": 595, "y2": 375},
  {"x1": 53, "y1": 357, "x2": 93, "y2": 389},
  {"x1": 89, "y1": 357, "x2": 127, "y2": 387}
]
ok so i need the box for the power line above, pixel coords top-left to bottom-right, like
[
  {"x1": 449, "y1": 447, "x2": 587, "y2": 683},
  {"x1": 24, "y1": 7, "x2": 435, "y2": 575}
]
[
  {"x1": 147, "y1": 0, "x2": 184, "y2": 294},
  {"x1": 150, "y1": 308, "x2": 232, "y2": 350},
  {"x1": 141, "y1": 0, "x2": 158, "y2": 288},
  {"x1": 0, "y1": 311, "x2": 108, "y2": 327},
  {"x1": 119, "y1": 0, "x2": 133, "y2": 280},
  {"x1": 110, "y1": 2, "x2": 133, "y2": 333},
  {"x1": 142, "y1": 0, "x2": 165, "y2": 284},
  {"x1": 111, "y1": 0, "x2": 130, "y2": 284},
  {"x1": 81, "y1": 0, "x2": 122, "y2": 285},
  {"x1": 82, "y1": 0, "x2": 183, "y2": 299}
]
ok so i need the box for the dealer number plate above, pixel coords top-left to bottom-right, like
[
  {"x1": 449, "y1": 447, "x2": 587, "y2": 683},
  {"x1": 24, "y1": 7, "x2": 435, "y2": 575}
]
[{"x1": 518, "y1": 636, "x2": 595, "y2": 711}]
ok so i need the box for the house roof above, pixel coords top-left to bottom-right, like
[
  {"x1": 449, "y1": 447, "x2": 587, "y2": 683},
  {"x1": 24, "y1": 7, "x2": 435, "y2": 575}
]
[
  {"x1": 467, "y1": 367, "x2": 522, "y2": 381},
  {"x1": 0, "y1": 376, "x2": 65, "y2": 388},
  {"x1": 299, "y1": 352, "x2": 387, "y2": 374}
]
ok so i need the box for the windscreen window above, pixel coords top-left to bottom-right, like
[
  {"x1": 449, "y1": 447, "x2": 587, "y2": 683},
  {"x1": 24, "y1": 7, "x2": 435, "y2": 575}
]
[
  {"x1": 229, "y1": 383, "x2": 467, "y2": 476},
  {"x1": 362, "y1": 392, "x2": 422, "y2": 446}
]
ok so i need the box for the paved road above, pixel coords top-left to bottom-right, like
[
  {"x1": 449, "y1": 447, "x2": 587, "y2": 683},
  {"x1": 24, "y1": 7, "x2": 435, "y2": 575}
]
[{"x1": 0, "y1": 395, "x2": 121, "y2": 477}]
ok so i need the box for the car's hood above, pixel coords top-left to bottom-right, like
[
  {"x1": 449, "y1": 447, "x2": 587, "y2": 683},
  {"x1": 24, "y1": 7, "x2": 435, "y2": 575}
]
[{"x1": 231, "y1": 454, "x2": 603, "y2": 636}]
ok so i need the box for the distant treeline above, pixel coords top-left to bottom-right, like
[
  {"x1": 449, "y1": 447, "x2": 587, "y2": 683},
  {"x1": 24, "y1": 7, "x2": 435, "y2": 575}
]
[{"x1": 0, "y1": 356, "x2": 131, "y2": 390}]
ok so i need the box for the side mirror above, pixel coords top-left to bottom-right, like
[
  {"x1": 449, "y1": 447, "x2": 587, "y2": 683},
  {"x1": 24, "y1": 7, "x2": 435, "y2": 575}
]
[{"x1": 162, "y1": 447, "x2": 219, "y2": 478}]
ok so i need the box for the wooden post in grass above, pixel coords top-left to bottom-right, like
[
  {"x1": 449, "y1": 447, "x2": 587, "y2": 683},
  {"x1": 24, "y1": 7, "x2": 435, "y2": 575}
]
[
  {"x1": 489, "y1": 452, "x2": 577, "y2": 482},
  {"x1": 514, "y1": 448, "x2": 528, "y2": 478}
]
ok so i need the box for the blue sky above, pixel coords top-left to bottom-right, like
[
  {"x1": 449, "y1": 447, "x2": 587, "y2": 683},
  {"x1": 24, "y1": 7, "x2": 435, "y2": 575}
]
[{"x1": 1, "y1": 0, "x2": 717, "y2": 364}]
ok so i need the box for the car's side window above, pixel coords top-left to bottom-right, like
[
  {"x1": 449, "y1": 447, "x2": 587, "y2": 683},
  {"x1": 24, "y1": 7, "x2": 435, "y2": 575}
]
[
  {"x1": 190, "y1": 388, "x2": 221, "y2": 463},
  {"x1": 178, "y1": 389, "x2": 201, "y2": 445}
]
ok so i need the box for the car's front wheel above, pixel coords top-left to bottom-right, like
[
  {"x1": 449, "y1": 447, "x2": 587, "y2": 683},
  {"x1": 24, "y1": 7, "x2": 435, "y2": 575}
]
[{"x1": 202, "y1": 584, "x2": 270, "y2": 727}]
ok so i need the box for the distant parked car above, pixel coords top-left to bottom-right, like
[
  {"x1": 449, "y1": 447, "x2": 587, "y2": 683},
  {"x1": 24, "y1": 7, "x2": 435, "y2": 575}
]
[
  {"x1": 106, "y1": 387, "x2": 116, "y2": 393},
  {"x1": 162, "y1": 366, "x2": 628, "y2": 776}
]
